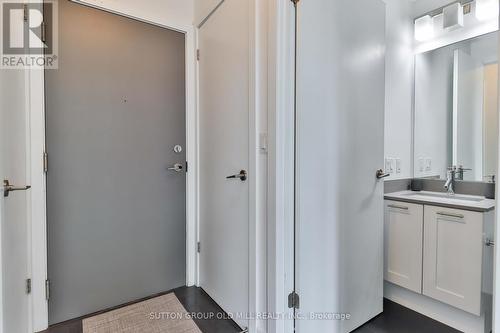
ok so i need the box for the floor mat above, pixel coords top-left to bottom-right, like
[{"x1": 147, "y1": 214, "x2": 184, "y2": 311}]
[{"x1": 83, "y1": 293, "x2": 202, "y2": 333}]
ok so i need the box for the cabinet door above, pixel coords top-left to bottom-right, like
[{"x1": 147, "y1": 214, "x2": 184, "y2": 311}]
[
  {"x1": 384, "y1": 201, "x2": 424, "y2": 293},
  {"x1": 423, "y1": 206, "x2": 483, "y2": 315}
]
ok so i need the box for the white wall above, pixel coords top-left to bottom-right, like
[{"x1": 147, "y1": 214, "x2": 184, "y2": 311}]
[
  {"x1": 383, "y1": 0, "x2": 414, "y2": 180},
  {"x1": 74, "y1": 0, "x2": 194, "y2": 28},
  {"x1": 412, "y1": 0, "x2": 455, "y2": 17},
  {"x1": 194, "y1": 0, "x2": 221, "y2": 25}
]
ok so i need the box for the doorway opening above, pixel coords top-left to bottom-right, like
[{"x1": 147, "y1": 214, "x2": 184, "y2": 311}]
[{"x1": 43, "y1": 0, "x2": 195, "y2": 327}]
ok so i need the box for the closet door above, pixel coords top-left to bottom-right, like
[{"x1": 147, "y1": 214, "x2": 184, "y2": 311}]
[{"x1": 198, "y1": 0, "x2": 250, "y2": 330}]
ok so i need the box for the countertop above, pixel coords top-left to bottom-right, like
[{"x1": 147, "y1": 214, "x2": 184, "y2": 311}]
[{"x1": 384, "y1": 190, "x2": 495, "y2": 212}]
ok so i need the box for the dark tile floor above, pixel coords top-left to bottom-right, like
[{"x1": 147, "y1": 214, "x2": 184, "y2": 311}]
[
  {"x1": 175, "y1": 287, "x2": 242, "y2": 333},
  {"x1": 40, "y1": 290, "x2": 460, "y2": 333},
  {"x1": 353, "y1": 299, "x2": 460, "y2": 333},
  {"x1": 40, "y1": 286, "x2": 241, "y2": 333}
]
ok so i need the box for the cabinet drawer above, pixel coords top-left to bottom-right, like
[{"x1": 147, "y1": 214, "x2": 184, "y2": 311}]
[
  {"x1": 384, "y1": 201, "x2": 424, "y2": 293},
  {"x1": 422, "y1": 206, "x2": 483, "y2": 315}
]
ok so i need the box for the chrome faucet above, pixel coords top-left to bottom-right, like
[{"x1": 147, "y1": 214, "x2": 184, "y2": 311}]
[{"x1": 444, "y1": 166, "x2": 456, "y2": 195}]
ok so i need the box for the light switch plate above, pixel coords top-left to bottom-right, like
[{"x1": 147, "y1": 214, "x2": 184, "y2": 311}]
[
  {"x1": 259, "y1": 133, "x2": 268, "y2": 153},
  {"x1": 425, "y1": 158, "x2": 432, "y2": 171},
  {"x1": 396, "y1": 159, "x2": 402, "y2": 174},
  {"x1": 385, "y1": 158, "x2": 394, "y2": 174},
  {"x1": 419, "y1": 158, "x2": 424, "y2": 172}
]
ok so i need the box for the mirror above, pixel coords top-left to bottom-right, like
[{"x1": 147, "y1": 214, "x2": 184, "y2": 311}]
[{"x1": 414, "y1": 31, "x2": 498, "y2": 182}]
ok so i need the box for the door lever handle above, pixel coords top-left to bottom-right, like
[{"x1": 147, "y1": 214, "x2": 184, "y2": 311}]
[
  {"x1": 3, "y1": 180, "x2": 31, "y2": 197},
  {"x1": 376, "y1": 169, "x2": 390, "y2": 179},
  {"x1": 167, "y1": 163, "x2": 184, "y2": 172},
  {"x1": 226, "y1": 170, "x2": 247, "y2": 182}
]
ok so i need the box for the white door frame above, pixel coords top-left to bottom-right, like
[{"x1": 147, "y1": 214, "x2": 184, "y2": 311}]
[
  {"x1": 266, "y1": 0, "x2": 295, "y2": 333},
  {"x1": 28, "y1": 2, "x2": 198, "y2": 331},
  {"x1": 493, "y1": 20, "x2": 500, "y2": 333}
]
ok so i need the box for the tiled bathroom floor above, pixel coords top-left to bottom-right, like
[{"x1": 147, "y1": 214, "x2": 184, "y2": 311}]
[{"x1": 354, "y1": 299, "x2": 460, "y2": 333}]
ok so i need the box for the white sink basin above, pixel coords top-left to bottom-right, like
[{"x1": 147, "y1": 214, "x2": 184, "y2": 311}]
[{"x1": 403, "y1": 191, "x2": 485, "y2": 203}]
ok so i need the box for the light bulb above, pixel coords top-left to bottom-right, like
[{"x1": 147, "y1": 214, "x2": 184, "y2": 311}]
[
  {"x1": 415, "y1": 15, "x2": 434, "y2": 42},
  {"x1": 476, "y1": 0, "x2": 499, "y2": 22}
]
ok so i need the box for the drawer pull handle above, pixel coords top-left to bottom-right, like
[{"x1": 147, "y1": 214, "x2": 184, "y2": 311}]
[
  {"x1": 387, "y1": 204, "x2": 409, "y2": 210},
  {"x1": 437, "y1": 212, "x2": 464, "y2": 219}
]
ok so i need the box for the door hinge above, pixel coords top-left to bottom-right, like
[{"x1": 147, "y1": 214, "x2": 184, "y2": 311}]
[
  {"x1": 45, "y1": 279, "x2": 50, "y2": 300},
  {"x1": 197, "y1": 49, "x2": 200, "y2": 61},
  {"x1": 41, "y1": 21, "x2": 47, "y2": 43},
  {"x1": 43, "y1": 152, "x2": 48, "y2": 173},
  {"x1": 26, "y1": 278, "x2": 32, "y2": 294},
  {"x1": 185, "y1": 161, "x2": 188, "y2": 173},
  {"x1": 197, "y1": 242, "x2": 201, "y2": 253},
  {"x1": 23, "y1": 4, "x2": 28, "y2": 22},
  {"x1": 288, "y1": 291, "x2": 300, "y2": 309}
]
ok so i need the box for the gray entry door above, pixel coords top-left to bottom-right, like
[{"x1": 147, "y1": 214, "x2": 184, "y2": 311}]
[{"x1": 45, "y1": 1, "x2": 186, "y2": 324}]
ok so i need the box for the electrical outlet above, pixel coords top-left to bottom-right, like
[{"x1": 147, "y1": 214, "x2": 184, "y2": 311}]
[{"x1": 396, "y1": 159, "x2": 402, "y2": 174}]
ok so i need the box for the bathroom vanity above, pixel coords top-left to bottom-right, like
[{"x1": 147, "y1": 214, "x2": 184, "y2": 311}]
[
  {"x1": 381, "y1": 27, "x2": 500, "y2": 333},
  {"x1": 384, "y1": 191, "x2": 495, "y2": 332}
]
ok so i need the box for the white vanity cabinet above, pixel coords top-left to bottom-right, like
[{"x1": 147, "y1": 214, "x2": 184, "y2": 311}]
[
  {"x1": 384, "y1": 201, "x2": 423, "y2": 293},
  {"x1": 384, "y1": 198, "x2": 494, "y2": 316},
  {"x1": 423, "y1": 206, "x2": 484, "y2": 315}
]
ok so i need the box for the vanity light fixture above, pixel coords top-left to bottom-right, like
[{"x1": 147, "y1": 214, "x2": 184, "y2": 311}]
[
  {"x1": 475, "y1": 0, "x2": 499, "y2": 21},
  {"x1": 415, "y1": 15, "x2": 434, "y2": 41},
  {"x1": 443, "y1": 3, "x2": 465, "y2": 30},
  {"x1": 415, "y1": 0, "x2": 499, "y2": 43}
]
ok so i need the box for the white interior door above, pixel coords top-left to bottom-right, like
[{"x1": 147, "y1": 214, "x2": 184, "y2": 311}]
[
  {"x1": 198, "y1": 0, "x2": 250, "y2": 330},
  {"x1": 295, "y1": 0, "x2": 386, "y2": 332},
  {"x1": 0, "y1": 69, "x2": 31, "y2": 332}
]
